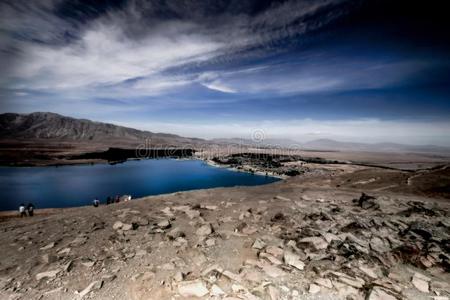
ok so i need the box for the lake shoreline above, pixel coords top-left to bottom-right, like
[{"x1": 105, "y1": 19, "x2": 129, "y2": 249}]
[
  {"x1": 204, "y1": 158, "x2": 287, "y2": 179},
  {"x1": 0, "y1": 158, "x2": 280, "y2": 213}
]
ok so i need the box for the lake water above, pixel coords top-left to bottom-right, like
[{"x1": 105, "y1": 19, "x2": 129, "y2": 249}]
[{"x1": 0, "y1": 159, "x2": 280, "y2": 211}]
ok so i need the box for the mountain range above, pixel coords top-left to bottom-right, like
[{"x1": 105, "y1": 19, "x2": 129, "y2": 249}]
[
  {"x1": 0, "y1": 112, "x2": 203, "y2": 147},
  {"x1": 1, "y1": 112, "x2": 449, "y2": 154}
]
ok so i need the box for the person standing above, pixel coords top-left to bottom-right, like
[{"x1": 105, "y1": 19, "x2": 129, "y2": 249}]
[
  {"x1": 93, "y1": 197, "x2": 100, "y2": 207},
  {"x1": 19, "y1": 203, "x2": 26, "y2": 217},
  {"x1": 27, "y1": 203, "x2": 35, "y2": 216}
]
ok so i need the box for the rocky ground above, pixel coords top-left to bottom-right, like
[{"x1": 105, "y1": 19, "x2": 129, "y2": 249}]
[{"x1": 0, "y1": 163, "x2": 449, "y2": 300}]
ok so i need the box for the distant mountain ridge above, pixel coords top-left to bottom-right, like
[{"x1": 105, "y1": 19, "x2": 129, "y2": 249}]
[
  {"x1": 0, "y1": 112, "x2": 203, "y2": 146},
  {"x1": 301, "y1": 138, "x2": 450, "y2": 154},
  {"x1": 211, "y1": 137, "x2": 450, "y2": 154},
  {"x1": 1, "y1": 112, "x2": 448, "y2": 154}
]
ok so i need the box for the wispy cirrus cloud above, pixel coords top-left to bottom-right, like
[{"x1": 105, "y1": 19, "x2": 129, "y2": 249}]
[{"x1": 1, "y1": 0, "x2": 352, "y2": 97}]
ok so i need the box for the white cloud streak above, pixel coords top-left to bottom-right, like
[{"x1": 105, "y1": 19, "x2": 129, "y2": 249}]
[{"x1": 2, "y1": 0, "x2": 351, "y2": 97}]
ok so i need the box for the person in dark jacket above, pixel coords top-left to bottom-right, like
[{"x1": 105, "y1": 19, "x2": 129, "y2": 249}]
[{"x1": 27, "y1": 203, "x2": 35, "y2": 216}]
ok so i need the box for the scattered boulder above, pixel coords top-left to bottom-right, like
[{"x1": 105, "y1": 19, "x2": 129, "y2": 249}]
[
  {"x1": 252, "y1": 238, "x2": 266, "y2": 250},
  {"x1": 173, "y1": 271, "x2": 184, "y2": 282},
  {"x1": 283, "y1": 250, "x2": 305, "y2": 270},
  {"x1": 113, "y1": 221, "x2": 123, "y2": 230},
  {"x1": 196, "y1": 223, "x2": 213, "y2": 236},
  {"x1": 309, "y1": 284, "x2": 320, "y2": 294},
  {"x1": 411, "y1": 272, "x2": 430, "y2": 293},
  {"x1": 210, "y1": 284, "x2": 225, "y2": 296},
  {"x1": 167, "y1": 228, "x2": 185, "y2": 240},
  {"x1": 355, "y1": 193, "x2": 379, "y2": 209},
  {"x1": 315, "y1": 278, "x2": 333, "y2": 289},
  {"x1": 41, "y1": 254, "x2": 57, "y2": 264},
  {"x1": 101, "y1": 274, "x2": 116, "y2": 283},
  {"x1": 40, "y1": 242, "x2": 55, "y2": 251},
  {"x1": 268, "y1": 285, "x2": 280, "y2": 300},
  {"x1": 262, "y1": 264, "x2": 286, "y2": 278},
  {"x1": 36, "y1": 270, "x2": 60, "y2": 281},
  {"x1": 298, "y1": 237, "x2": 328, "y2": 251},
  {"x1": 178, "y1": 279, "x2": 209, "y2": 297},
  {"x1": 121, "y1": 223, "x2": 135, "y2": 231},
  {"x1": 358, "y1": 265, "x2": 378, "y2": 279},
  {"x1": 367, "y1": 287, "x2": 398, "y2": 300},
  {"x1": 70, "y1": 236, "x2": 88, "y2": 246},
  {"x1": 63, "y1": 260, "x2": 73, "y2": 272},
  {"x1": 157, "y1": 220, "x2": 171, "y2": 229},
  {"x1": 185, "y1": 209, "x2": 201, "y2": 219},
  {"x1": 370, "y1": 236, "x2": 391, "y2": 254},
  {"x1": 76, "y1": 280, "x2": 103, "y2": 298}
]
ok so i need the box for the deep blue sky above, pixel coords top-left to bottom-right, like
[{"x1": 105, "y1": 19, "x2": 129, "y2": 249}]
[{"x1": 1, "y1": 0, "x2": 449, "y2": 145}]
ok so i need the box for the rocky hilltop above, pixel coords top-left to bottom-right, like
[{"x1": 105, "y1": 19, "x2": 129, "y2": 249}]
[
  {"x1": 0, "y1": 163, "x2": 449, "y2": 300},
  {"x1": 0, "y1": 112, "x2": 206, "y2": 166},
  {"x1": 0, "y1": 112, "x2": 203, "y2": 145}
]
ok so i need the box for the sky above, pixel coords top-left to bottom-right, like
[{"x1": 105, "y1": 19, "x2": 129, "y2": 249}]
[{"x1": 1, "y1": 0, "x2": 450, "y2": 145}]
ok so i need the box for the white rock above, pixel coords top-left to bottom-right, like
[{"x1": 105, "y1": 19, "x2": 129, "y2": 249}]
[
  {"x1": 161, "y1": 262, "x2": 175, "y2": 270},
  {"x1": 231, "y1": 284, "x2": 246, "y2": 293},
  {"x1": 222, "y1": 270, "x2": 242, "y2": 283},
  {"x1": 359, "y1": 265, "x2": 378, "y2": 279},
  {"x1": 135, "y1": 249, "x2": 147, "y2": 256},
  {"x1": 81, "y1": 261, "x2": 95, "y2": 267},
  {"x1": 167, "y1": 227, "x2": 184, "y2": 239},
  {"x1": 174, "y1": 271, "x2": 184, "y2": 282},
  {"x1": 309, "y1": 284, "x2": 321, "y2": 294},
  {"x1": 266, "y1": 246, "x2": 284, "y2": 258},
  {"x1": 76, "y1": 280, "x2": 103, "y2": 298},
  {"x1": 298, "y1": 237, "x2": 328, "y2": 250},
  {"x1": 63, "y1": 261, "x2": 73, "y2": 272},
  {"x1": 36, "y1": 270, "x2": 60, "y2": 281},
  {"x1": 283, "y1": 250, "x2": 305, "y2": 270},
  {"x1": 252, "y1": 238, "x2": 266, "y2": 250},
  {"x1": 204, "y1": 205, "x2": 218, "y2": 211},
  {"x1": 185, "y1": 209, "x2": 201, "y2": 219},
  {"x1": 367, "y1": 287, "x2": 397, "y2": 300},
  {"x1": 196, "y1": 224, "x2": 213, "y2": 236},
  {"x1": 260, "y1": 253, "x2": 282, "y2": 265},
  {"x1": 161, "y1": 207, "x2": 174, "y2": 217},
  {"x1": 40, "y1": 242, "x2": 55, "y2": 251},
  {"x1": 268, "y1": 285, "x2": 280, "y2": 300},
  {"x1": 315, "y1": 278, "x2": 333, "y2": 289},
  {"x1": 262, "y1": 265, "x2": 286, "y2": 278},
  {"x1": 121, "y1": 223, "x2": 133, "y2": 231},
  {"x1": 178, "y1": 280, "x2": 209, "y2": 297},
  {"x1": 157, "y1": 220, "x2": 171, "y2": 229},
  {"x1": 112, "y1": 221, "x2": 123, "y2": 230},
  {"x1": 57, "y1": 248, "x2": 71, "y2": 255},
  {"x1": 41, "y1": 254, "x2": 57, "y2": 264},
  {"x1": 210, "y1": 284, "x2": 225, "y2": 296},
  {"x1": 370, "y1": 236, "x2": 390, "y2": 253},
  {"x1": 412, "y1": 273, "x2": 429, "y2": 293},
  {"x1": 205, "y1": 238, "x2": 216, "y2": 247},
  {"x1": 338, "y1": 276, "x2": 365, "y2": 289},
  {"x1": 242, "y1": 269, "x2": 264, "y2": 283},
  {"x1": 70, "y1": 236, "x2": 87, "y2": 246}
]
